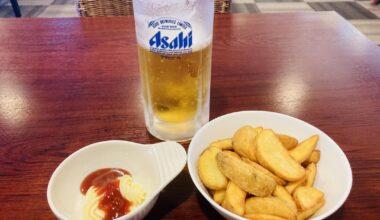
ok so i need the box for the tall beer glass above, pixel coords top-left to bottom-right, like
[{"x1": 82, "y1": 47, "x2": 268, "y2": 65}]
[{"x1": 132, "y1": 0, "x2": 214, "y2": 141}]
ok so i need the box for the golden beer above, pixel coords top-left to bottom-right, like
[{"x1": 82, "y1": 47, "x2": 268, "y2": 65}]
[
  {"x1": 138, "y1": 44, "x2": 212, "y2": 124},
  {"x1": 132, "y1": 0, "x2": 214, "y2": 141}
]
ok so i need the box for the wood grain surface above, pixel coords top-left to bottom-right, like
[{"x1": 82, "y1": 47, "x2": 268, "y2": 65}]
[{"x1": 1, "y1": 12, "x2": 380, "y2": 219}]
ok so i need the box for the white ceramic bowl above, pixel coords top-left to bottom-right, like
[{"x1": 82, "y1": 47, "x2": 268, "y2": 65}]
[
  {"x1": 47, "y1": 140, "x2": 187, "y2": 220},
  {"x1": 188, "y1": 111, "x2": 352, "y2": 220}
]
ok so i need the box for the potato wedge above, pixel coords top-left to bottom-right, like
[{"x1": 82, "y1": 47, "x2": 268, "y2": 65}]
[
  {"x1": 209, "y1": 138, "x2": 233, "y2": 150},
  {"x1": 303, "y1": 150, "x2": 320, "y2": 166},
  {"x1": 293, "y1": 186, "x2": 324, "y2": 211},
  {"x1": 232, "y1": 125, "x2": 257, "y2": 161},
  {"x1": 242, "y1": 157, "x2": 286, "y2": 186},
  {"x1": 198, "y1": 147, "x2": 228, "y2": 190},
  {"x1": 245, "y1": 213, "x2": 287, "y2": 220},
  {"x1": 273, "y1": 185, "x2": 297, "y2": 213},
  {"x1": 216, "y1": 151, "x2": 276, "y2": 196},
  {"x1": 297, "y1": 200, "x2": 325, "y2": 220},
  {"x1": 285, "y1": 174, "x2": 307, "y2": 194},
  {"x1": 255, "y1": 126, "x2": 264, "y2": 134},
  {"x1": 223, "y1": 150, "x2": 241, "y2": 159},
  {"x1": 305, "y1": 163, "x2": 317, "y2": 187},
  {"x1": 222, "y1": 181, "x2": 246, "y2": 216},
  {"x1": 245, "y1": 197, "x2": 296, "y2": 220},
  {"x1": 277, "y1": 134, "x2": 298, "y2": 150},
  {"x1": 213, "y1": 189, "x2": 225, "y2": 205},
  {"x1": 255, "y1": 129, "x2": 305, "y2": 181},
  {"x1": 290, "y1": 135, "x2": 319, "y2": 163}
]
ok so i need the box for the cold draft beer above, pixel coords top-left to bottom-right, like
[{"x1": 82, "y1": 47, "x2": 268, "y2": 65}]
[
  {"x1": 133, "y1": 0, "x2": 214, "y2": 141},
  {"x1": 138, "y1": 44, "x2": 211, "y2": 122}
]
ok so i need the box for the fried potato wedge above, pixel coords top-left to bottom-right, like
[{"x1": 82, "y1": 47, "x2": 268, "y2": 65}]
[
  {"x1": 242, "y1": 157, "x2": 286, "y2": 186},
  {"x1": 222, "y1": 181, "x2": 246, "y2": 216},
  {"x1": 223, "y1": 150, "x2": 241, "y2": 159},
  {"x1": 245, "y1": 197, "x2": 296, "y2": 220},
  {"x1": 245, "y1": 213, "x2": 287, "y2": 220},
  {"x1": 303, "y1": 150, "x2": 321, "y2": 166},
  {"x1": 255, "y1": 129, "x2": 305, "y2": 181},
  {"x1": 198, "y1": 147, "x2": 228, "y2": 190},
  {"x1": 293, "y1": 187, "x2": 324, "y2": 211},
  {"x1": 277, "y1": 134, "x2": 298, "y2": 150},
  {"x1": 209, "y1": 138, "x2": 233, "y2": 150},
  {"x1": 232, "y1": 125, "x2": 258, "y2": 161},
  {"x1": 297, "y1": 200, "x2": 325, "y2": 220},
  {"x1": 216, "y1": 151, "x2": 276, "y2": 196},
  {"x1": 290, "y1": 135, "x2": 319, "y2": 163},
  {"x1": 213, "y1": 189, "x2": 225, "y2": 205},
  {"x1": 285, "y1": 174, "x2": 307, "y2": 194},
  {"x1": 305, "y1": 163, "x2": 317, "y2": 187},
  {"x1": 255, "y1": 126, "x2": 264, "y2": 134},
  {"x1": 273, "y1": 185, "x2": 297, "y2": 213}
]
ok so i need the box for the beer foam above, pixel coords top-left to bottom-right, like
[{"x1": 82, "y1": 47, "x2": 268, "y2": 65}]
[{"x1": 133, "y1": 0, "x2": 214, "y2": 51}]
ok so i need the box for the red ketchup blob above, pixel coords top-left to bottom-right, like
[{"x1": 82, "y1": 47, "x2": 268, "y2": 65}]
[{"x1": 80, "y1": 168, "x2": 132, "y2": 220}]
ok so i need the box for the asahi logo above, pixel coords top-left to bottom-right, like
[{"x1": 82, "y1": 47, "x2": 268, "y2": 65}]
[{"x1": 148, "y1": 18, "x2": 192, "y2": 55}]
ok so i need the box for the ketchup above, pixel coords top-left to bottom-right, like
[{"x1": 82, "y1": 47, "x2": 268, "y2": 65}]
[{"x1": 81, "y1": 168, "x2": 132, "y2": 220}]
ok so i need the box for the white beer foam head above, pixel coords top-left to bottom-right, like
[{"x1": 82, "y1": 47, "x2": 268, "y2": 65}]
[{"x1": 133, "y1": 0, "x2": 214, "y2": 51}]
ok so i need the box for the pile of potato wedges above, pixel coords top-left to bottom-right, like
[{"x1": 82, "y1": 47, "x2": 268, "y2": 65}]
[{"x1": 198, "y1": 125, "x2": 324, "y2": 220}]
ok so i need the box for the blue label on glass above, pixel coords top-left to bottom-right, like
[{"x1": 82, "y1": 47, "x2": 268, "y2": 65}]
[{"x1": 148, "y1": 18, "x2": 192, "y2": 55}]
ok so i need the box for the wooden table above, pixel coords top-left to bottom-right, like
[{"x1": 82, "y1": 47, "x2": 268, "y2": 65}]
[{"x1": 1, "y1": 12, "x2": 380, "y2": 219}]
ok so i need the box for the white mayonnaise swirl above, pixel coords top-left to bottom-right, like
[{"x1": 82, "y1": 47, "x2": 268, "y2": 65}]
[
  {"x1": 83, "y1": 186, "x2": 105, "y2": 220},
  {"x1": 119, "y1": 174, "x2": 147, "y2": 209}
]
